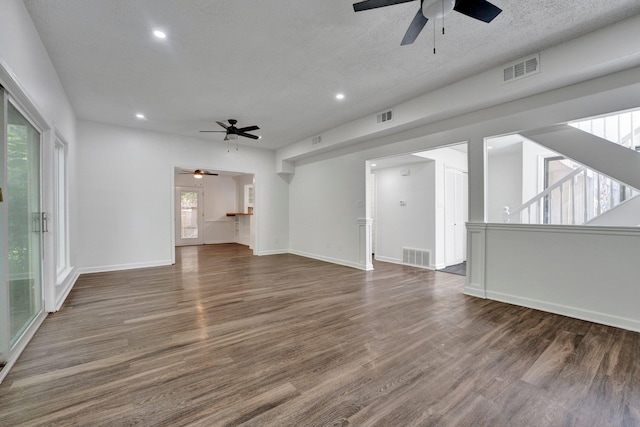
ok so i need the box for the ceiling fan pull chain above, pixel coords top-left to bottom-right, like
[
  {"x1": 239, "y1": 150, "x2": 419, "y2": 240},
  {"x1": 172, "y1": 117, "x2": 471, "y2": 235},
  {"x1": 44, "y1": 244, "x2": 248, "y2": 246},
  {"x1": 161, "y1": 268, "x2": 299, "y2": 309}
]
[
  {"x1": 442, "y1": 0, "x2": 445, "y2": 35},
  {"x1": 433, "y1": 20, "x2": 436, "y2": 54}
]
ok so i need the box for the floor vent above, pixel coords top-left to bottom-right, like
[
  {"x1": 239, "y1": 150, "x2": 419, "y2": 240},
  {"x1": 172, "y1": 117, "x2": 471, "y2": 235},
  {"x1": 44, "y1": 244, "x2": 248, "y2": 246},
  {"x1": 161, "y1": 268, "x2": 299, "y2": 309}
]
[
  {"x1": 402, "y1": 247, "x2": 430, "y2": 268},
  {"x1": 503, "y1": 54, "x2": 539, "y2": 83},
  {"x1": 311, "y1": 135, "x2": 322, "y2": 145},
  {"x1": 376, "y1": 109, "x2": 393, "y2": 124}
]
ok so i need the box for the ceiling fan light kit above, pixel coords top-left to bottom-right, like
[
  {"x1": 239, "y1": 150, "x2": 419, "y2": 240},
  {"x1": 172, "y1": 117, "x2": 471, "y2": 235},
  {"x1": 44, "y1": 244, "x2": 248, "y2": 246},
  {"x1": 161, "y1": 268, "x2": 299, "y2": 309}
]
[
  {"x1": 353, "y1": 0, "x2": 502, "y2": 47},
  {"x1": 179, "y1": 169, "x2": 219, "y2": 179},
  {"x1": 199, "y1": 119, "x2": 260, "y2": 151}
]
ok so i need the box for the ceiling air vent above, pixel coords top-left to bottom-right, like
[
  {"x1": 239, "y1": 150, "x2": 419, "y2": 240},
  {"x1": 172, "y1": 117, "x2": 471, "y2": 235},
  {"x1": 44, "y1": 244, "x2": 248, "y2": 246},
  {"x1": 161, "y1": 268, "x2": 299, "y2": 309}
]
[
  {"x1": 503, "y1": 54, "x2": 539, "y2": 83},
  {"x1": 311, "y1": 135, "x2": 322, "y2": 145},
  {"x1": 376, "y1": 109, "x2": 393, "y2": 124}
]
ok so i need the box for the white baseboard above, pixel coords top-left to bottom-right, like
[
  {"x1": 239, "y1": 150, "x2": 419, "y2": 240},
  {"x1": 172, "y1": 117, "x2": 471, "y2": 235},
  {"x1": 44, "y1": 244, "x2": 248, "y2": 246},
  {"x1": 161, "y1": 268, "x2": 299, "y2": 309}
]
[
  {"x1": 374, "y1": 255, "x2": 402, "y2": 265},
  {"x1": 205, "y1": 239, "x2": 235, "y2": 245},
  {"x1": 289, "y1": 250, "x2": 369, "y2": 271},
  {"x1": 236, "y1": 237, "x2": 250, "y2": 246},
  {"x1": 463, "y1": 285, "x2": 486, "y2": 299},
  {"x1": 256, "y1": 249, "x2": 290, "y2": 256},
  {"x1": 77, "y1": 260, "x2": 173, "y2": 275},
  {"x1": 53, "y1": 267, "x2": 80, "y2": 312},
  {"x1": 486, "y1": 290, "x2": 640, "y2": 333}
]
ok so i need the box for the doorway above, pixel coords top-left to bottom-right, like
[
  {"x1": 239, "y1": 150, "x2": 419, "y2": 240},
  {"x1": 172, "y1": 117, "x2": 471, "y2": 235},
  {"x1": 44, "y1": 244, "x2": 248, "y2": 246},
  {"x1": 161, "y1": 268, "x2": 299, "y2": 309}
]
[
  {"x1": 171, "y1": 168, "x2": 256, "y2": 261},
  {"x1": 175, "y1": 187, "x2": 204, "y2": 246},
  {"x1": 369, "y1": 143, "x2": 468, "y2": 271}
]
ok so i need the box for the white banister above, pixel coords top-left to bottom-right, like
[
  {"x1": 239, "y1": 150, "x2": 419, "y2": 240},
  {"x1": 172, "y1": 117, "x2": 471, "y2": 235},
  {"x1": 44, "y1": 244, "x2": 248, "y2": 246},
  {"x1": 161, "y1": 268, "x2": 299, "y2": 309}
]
[{"x1": 505, "y1": 165, "x2": 639, "y2": 225}]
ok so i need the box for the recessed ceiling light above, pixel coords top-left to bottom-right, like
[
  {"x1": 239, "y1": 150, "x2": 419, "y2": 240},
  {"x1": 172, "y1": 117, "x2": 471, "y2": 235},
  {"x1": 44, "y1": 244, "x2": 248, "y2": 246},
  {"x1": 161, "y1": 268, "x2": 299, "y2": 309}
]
[
  {"x1": 372, "y1": 163, "x2": 377, "y2": 167},
  {"x1": 336, "y1": 93, "x2": 345, "y2": 100},
  {"x1": 153, "y1": 30, "x2": 167, "y2": 39},
  {"x1": 136, "y1": 113, "x2": 145, "y2": 119}
]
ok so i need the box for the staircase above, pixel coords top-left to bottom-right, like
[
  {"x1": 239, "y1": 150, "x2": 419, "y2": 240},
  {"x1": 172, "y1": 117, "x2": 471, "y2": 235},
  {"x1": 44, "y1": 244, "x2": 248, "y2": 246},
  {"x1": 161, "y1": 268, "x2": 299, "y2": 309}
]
[
  {"x1": 505, "y1": 108, "x2": 640, "y2": 225},
  {"x1": 504, "y1": 163, "x2": 639, "y2": 225}
]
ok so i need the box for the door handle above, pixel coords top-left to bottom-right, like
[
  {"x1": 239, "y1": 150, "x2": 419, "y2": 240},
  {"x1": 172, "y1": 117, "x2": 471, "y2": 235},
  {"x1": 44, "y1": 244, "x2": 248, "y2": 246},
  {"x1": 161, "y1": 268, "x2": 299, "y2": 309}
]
[{"x1": 42, "y1": 212, "x2": 49, "y2": 233}]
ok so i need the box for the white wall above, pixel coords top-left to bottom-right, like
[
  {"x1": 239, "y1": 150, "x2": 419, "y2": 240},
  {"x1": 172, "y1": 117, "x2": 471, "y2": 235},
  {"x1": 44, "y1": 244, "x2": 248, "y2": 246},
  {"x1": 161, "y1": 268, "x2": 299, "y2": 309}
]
[
  {"x1": 477, "y1": 224, "x2": 640, "y2": 332},
  {"x1": 374, "y1": 161, "x2": 436, "y2": 266},
  {"x1": 76, "y1": 120, "x2": 289, "y2": 272},
  {"x1": 289, "y1": 154, "x2": 366, "y2": 269},
  {"x1": 487, "y1": 146, "x2": 522, "y2": 222}
]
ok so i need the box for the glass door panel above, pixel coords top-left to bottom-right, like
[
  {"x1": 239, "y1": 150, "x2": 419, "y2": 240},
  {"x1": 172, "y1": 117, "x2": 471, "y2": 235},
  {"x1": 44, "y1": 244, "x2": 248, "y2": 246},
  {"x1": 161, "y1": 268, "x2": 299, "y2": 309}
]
[
  {"x1": 175, "y1": 187, "x2": 204, "y2": 246},
  {"x1": 6, "y1": 101, "x2": 42, "y2": 347}
]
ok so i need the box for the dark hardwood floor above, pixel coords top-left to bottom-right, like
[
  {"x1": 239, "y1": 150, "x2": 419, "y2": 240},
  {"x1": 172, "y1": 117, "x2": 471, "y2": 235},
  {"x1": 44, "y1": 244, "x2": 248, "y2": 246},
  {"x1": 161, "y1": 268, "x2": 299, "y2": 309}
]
[{"x1": 1, "y1": 244, "x2": 639, "y2": 426}]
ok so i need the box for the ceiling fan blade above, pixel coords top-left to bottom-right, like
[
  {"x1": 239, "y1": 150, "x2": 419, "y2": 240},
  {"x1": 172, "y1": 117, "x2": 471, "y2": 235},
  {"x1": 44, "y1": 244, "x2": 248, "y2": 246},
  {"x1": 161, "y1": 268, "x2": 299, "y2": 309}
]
[
  {"x1": 238, "y1": 125, "x2": 260, "y2": 133},
  {"x1": 204, "y1": 172, "x2": 219, "y2": 176},
  {"x1": 453, "y1": 0, "x2": 502, "y2": 23},
  {"x1": 216, "y1": 121, "x2": 229, "y2": 129},
  {"x1": 238, "y1": 132, "x2": 259, "y2": 140},
  {"x1": 353, "y1": 0, "x2": 415, "y2": 12},
  {"x1": 401, "y1": 10, "x2": 428, "y2": 45},
  {"x1": 199, "y1": 130, "x2": 226, "y2": 133}
]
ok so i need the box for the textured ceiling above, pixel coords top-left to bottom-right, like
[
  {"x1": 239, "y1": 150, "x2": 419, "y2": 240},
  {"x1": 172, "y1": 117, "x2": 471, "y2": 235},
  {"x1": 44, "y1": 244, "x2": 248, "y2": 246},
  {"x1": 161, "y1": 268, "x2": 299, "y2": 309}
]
[{"x1": 23, "y1": 0, "x2": 640, "y2": 150}]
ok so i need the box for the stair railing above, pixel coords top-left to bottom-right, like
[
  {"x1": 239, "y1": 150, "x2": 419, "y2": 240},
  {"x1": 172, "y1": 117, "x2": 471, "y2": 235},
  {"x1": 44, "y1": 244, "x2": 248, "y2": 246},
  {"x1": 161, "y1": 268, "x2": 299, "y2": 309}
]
[{"x1": 504, "y1": 167, "x2": 638, "y2": 225}]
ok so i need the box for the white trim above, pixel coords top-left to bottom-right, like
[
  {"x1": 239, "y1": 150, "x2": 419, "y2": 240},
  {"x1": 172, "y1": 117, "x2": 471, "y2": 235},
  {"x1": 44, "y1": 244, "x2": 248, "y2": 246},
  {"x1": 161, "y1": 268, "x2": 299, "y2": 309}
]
[
  {"x1": 486, "y1": 290, "x2": 640, "y2": 333},
  {"x1": 289, "y1": 250, "x2": 370, "y2": 271},
  {"x1": 0, "y1": 58, "x2": 50, "y2": 132},
  {"x1": 53, "y1": 268, "x2": 79, "y2": 312},
  {"x1": 77, "y1": 260, "x2": 173, "y2": 275},
  {"x1": 483, "y1": 222, "x2": 640, "y2": 236},
  {"x1": 374, "y1": 255, "x2": 403, "y2": 265},
  {"x1": 463, "y1": 286, "x2": 486, "y2": 299},
  {"x1": 465, "y1": 222, "x2": 486, "y2": 298},
  {"x1": 256, "y1": 249, "x2": 289, "y2": 256},
  {"x1": 356, "y1": 217, "x2": 373, "y2": 270}
]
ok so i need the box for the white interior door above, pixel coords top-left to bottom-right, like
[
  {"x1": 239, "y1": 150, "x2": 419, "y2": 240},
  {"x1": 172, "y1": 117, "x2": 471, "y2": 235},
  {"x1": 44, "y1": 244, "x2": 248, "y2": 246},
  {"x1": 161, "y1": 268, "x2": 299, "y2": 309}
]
[
  {"x1": 444, "y1": 168, "x2": 468, "y2": 266},
  {"x1": 175, "y1": 187, "x2": 204, "y2": 246}
]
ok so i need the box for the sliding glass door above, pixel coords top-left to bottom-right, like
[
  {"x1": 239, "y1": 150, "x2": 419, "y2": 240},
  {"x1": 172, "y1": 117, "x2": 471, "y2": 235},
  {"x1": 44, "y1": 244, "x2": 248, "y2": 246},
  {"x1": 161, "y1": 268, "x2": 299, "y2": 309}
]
[{"x1": 1, "y1": 90, "x2": 44, "y2": 363}]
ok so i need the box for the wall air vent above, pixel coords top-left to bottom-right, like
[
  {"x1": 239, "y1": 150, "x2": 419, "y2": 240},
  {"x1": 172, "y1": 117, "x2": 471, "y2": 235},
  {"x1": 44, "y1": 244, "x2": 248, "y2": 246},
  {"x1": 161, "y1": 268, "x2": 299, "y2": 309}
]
[
  {"x1": 311, "y1": 135, "x2": 322, "y2": 145},
  {"x1": 376, "y1": 109, "x2": 393, "y2": 124},
  {"x1": 503, "y1": 54, "x2": 539, "y2": 83},
  {"x1": 402, "y1": 247, "x2": 430, "y2": 268}
]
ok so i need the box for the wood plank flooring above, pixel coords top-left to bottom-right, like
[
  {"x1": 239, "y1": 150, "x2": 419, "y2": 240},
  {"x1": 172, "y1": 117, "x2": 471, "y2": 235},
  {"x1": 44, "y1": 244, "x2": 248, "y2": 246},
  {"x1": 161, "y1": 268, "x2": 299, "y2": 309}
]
[{"x1": 1, "y1": 244, "x2": 639, "y2": 426}]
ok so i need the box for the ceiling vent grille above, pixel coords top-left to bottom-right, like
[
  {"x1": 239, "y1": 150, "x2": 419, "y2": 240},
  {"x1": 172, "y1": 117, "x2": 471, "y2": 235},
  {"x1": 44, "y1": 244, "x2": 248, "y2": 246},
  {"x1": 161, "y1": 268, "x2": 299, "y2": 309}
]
[
  {"x1": 311, "y1": 135, "x2": 322, "y2": 145},
  {"x1": 503, "y1": 54, "x2": 539, "y2": 83},
  {"x1": 376, "y1": 109, "x2": 393, "y2": 124}
]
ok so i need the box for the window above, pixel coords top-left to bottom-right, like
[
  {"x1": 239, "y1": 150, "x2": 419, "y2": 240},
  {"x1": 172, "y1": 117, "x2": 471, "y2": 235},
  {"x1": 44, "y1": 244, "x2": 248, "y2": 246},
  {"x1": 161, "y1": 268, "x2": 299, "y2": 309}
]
[{"x1": 54, "y1": 137, "x2": 69, "y2": 280}]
